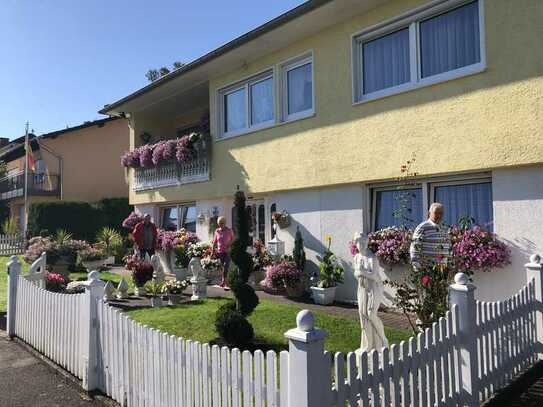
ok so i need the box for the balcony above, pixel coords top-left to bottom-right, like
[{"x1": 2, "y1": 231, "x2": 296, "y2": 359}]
[
  {"x1": 133, "y1": 157, "x2": 210, "y2": 191},
  {"x1": 0, "y1": 172, "x2": 61, "y2": 200}
]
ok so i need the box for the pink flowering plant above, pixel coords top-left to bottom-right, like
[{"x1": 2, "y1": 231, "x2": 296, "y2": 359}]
[
  {"x1": 367, "y1": 227, "x2": 412, "y2": 265},
  {"x1": 252, "y1": 239, "x2": 273, "y2": 273},
  {"x1": 120, "y1": 133, "x2": 202, "y2": 169},
  {"x1": 124, "y1": 254, "x2": 154, "y2": 287},
  {"x1": 261, "y1": 260, "x2": 304, "y2": 293},
  {"x1": 45, "y1": 272, "x2": 66, "y2": 293},
  {"x1": 122, "y1": 212, "x2": 144, "y2": 230},
  {"x1": 450, "y1": 225, "x2": 510, "y2": 274}
]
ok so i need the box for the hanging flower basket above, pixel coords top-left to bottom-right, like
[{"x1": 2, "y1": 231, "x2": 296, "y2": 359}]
[{"x1": 272, "y1": 210, "x2": 291, "y2": 229}]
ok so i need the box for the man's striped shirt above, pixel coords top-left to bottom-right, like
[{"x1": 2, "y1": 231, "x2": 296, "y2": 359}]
[{"x1": 409, "y1": 219, "x2": 451, "y2": 268}]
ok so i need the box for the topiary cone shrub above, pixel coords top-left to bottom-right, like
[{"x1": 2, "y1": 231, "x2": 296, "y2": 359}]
[
  {"x1": 293, "y1": 226, "x2": 306, "y2": 272},
  {"x1": 215, "y1": 189, "x2": 259, "y2": 347}
]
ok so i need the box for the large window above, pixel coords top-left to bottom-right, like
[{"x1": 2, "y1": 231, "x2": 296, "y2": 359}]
[
  {"x1": 282, "y1": 55, "x2": 314, "y2": 121},
  {"x1": 371, "y1": 177, "x2": 493, "y2": 231},
  {"x1": 161, "y1": 204, "x2": 197, "y2": 233},
  {"x1": 217, "y1": 53, "x2": 314, "y2": 139},
  {"x1": 219, "y1": 71, "x2": 274, "y2": 137},
  {"x1": 373, "y1": 187, "x2": 423, "y2": 230},
  {"x1": 432, "y1": 181, "x2": 492, "y2": 227},
  {"x1": 354, "y1": 0, "x2": 484, "y2": 102}
]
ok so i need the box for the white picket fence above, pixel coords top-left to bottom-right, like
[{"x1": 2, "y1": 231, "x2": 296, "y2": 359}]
[
  {"x1": 0, "y1": 233, "x2": 25, "y2": 255},
  {"x1": 5, "y1": 254, "x2": 543, "y2": 407}
]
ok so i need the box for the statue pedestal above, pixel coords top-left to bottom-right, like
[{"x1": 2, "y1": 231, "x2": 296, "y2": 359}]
[{"x1": 191, "y1": 277, "x2": 208, "y2": 300}]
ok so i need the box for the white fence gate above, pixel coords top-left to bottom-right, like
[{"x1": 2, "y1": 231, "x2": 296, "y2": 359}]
[
  {"x1": 5, "y1": 254, "x2": 543, "y2": 406},
  {"x1": 0, "y1": 234, "x2": 25, "y2": 255}
]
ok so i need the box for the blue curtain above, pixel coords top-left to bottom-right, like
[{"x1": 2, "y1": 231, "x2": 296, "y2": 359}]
[
  {"x1": 375, "y1": 188, "x2": 423, "y2": 230},
  {"x1": 420, "y1": 1, "x2": 480, "y2": 78},
  {"x1": 363, "y1": 28, "x2": 410, "y2": 94},
  {"x1": 250, "y1": 77, "x2": 274, "y2": 125},
  {"x1": 287, "y1": 63, "x2": 312, "y2": 115},
  {"x1": 434, "y1": 182, "x2": 492, "y2": 228},
  {"x1": 225, "y1": 88, "x2": 246, "y2": 133}
]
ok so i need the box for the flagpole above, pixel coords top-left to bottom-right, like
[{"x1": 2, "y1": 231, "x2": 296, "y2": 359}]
[{"x1": 23, "y1": 122, "x2": 29, "y2": 237}]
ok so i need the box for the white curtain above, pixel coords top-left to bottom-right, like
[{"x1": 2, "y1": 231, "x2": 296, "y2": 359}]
[
  {"x1": 434, "y1": 182, "x2": 492, "y2": 228},
  {"x1": 225, "y1": 88, "x2": 246, "y2": 132},
  {"x1": 375, "y1": 188, "x2": 423, "y2": 230},
  {"x1": 287, "y1": 63, "x2": 312, "y2": 115},
  {"x1": 420, "y1": 1, "x2": 480, "y2": 78},
  {"x1": 362, "y1": 28, "x2": 410, "y2": 94},
  {"x1": 250, "y1": 77, "x2": 274, "y2": 125}
]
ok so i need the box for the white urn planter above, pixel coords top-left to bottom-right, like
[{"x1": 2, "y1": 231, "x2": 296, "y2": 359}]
[
  {"x1": 189, "y1": 257, "x2": 207, "y2": 301},
  {"x1": 310, "y1": 286, "x2": 337, "y2": 305},
  {"x1": 83, "y1": 259, "x2": 104, "y2": 272}
]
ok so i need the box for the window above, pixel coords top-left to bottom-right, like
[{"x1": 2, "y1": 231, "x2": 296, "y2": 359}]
[
  {"x1": 282, "y1": 55, "x2": 314, "y2": 121},
  {"x1": 160, "y1": 204, "x2": 197, "y2": 233},
  {"x1": 373, "y1": 187, "x2": 423, "y2": 230},
  {"x1": 354, "y1": 0, "x2": 484, "y2": 102},
  {"x1": 219, "y1": 71, "x2": 274, "y2": 137},
  {"x1": 432, "y1": 181, "x2": 492, "y2": 227}
]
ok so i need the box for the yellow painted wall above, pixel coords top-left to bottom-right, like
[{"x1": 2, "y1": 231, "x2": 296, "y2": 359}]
[
  {"x1": 130, "y1": 0, "x2": 543, "y2": 205},
  {"x1": 40, "y1": 118, "x2": 130, "y2": 202}
]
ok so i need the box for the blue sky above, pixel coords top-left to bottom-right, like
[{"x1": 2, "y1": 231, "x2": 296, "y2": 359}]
[{"x1": 0, "y1": 0, "x2": 305, "y2": 139}]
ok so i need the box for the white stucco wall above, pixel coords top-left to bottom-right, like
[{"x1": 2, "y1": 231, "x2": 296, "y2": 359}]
[{"x1": 472, "y1": 165, "x2": 543, "y2": 300}]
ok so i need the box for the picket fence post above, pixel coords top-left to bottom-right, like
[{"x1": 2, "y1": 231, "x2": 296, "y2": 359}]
[
  {"x1": 525, "y1": 254, "x2": 543, "y2": 358},
  {"x1": 284, "y1": 309, "x2": 328, "y2": 407},
  {"x1": 80, "y1": 271, "x2": 105, "y2": 392},
  {"x1": 6, "y1": 255, "x2": 21, "y2": 339},
  {"x1": 449, "y1": 272, "x2": 479, "y2": 406}
]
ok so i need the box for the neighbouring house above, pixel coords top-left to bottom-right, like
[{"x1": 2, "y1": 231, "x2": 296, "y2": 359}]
[
  {"x1": 0, "y1": 117, "x2": 129, "y2": 230},
  {"x1": 101, "y1": 0, "x2": 543, "y2": 303}
]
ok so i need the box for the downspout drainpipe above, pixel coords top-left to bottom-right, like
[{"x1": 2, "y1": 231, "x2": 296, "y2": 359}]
[{"x1": 36, "y1": 139, "x2": 63, "y2": 200}]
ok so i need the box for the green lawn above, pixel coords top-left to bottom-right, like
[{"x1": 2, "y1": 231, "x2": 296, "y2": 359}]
[{"x1": 127, "y1": 298, "x2": 411, "y2": 354}]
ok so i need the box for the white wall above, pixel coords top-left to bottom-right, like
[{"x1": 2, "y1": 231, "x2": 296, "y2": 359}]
[
  {"x1": 195, "y1": 198, "x2": 233, "y2": 241},
  {"x1": 134, "y1": 204, "x2": 159, "y2": 223},
  {"x1": 473, "y1": 165, "x2": 543, "y2": 300}
]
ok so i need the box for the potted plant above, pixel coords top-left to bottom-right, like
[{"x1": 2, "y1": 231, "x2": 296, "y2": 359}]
[
  {"x1": 162, "y1": 279, "x2": 189, "y2": 305},
  {"x1": 261, "y1": 259, "x2": 304, "y2": 297},
  {"x1": 45, "y1": 272, "x2": 66, "y2": 293},
  {"x1": 145, "y1": 280, "x2": 165, "y2": 307},
  {"x1": 271, "y1": 210, "x2": 291, "y2": 229},
  {"x1": 251, "y1": 239, "x2": 273, "y2": 290},
  {"x1": 125, "y1": 255, "x2": 154, "y2": 296},
  {"x1": 311, "y1": 235, "x2": 344, "y2": 305},
  {"x1": 78, "y1": 246, "x2": 106, "y2": 272},
  {"x1": 173, "y1": 229, "x2": 199, "y2": 280}
]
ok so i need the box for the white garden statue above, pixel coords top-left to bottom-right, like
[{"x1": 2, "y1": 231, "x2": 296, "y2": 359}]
[
  {"x1": 353, "y1": 232, "x2": 389, "y2": 353},
  {"x1": 189, "y1": 256, "x2": 207, "y2": 300}
]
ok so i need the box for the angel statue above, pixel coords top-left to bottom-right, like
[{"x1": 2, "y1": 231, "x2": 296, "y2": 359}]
[{"x1": 353, "y1": 232, "x2": 389, "y2": 353}]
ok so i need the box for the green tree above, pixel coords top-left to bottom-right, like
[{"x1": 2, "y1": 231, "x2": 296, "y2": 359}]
[{"x1": 215, "y1": 189, "x2": 259, "y2": 346}]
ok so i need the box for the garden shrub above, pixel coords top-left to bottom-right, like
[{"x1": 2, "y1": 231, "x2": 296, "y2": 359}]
[
  {"x1": 215, "y1": 189, "x2": 259, "y2": 346},
  {"x1": 28, "y1": 198, "x2": 132, "y2": 241}
]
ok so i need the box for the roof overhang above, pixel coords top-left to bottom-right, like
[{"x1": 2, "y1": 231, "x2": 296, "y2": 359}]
[{"x1": 100, "y1": 0, "x2": 386, "y2": 117}]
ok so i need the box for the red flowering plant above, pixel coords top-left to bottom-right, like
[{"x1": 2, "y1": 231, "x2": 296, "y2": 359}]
[
  {"x1": 45, "y1": 272, "x2": 66, "y2": 293},
  {"x1": 124, "y1": 254, "x2": 154, "y2": 287}
]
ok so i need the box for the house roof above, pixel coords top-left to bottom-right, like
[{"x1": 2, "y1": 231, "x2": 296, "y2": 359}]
[
  {"x1": 0, "y1": 117, "x2": 121, "y2": 162},
  {"x1": 100, "y1": 0, "x2": 381, "y2": 116}
]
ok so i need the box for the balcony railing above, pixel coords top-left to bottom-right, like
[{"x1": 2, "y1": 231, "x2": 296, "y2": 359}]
[
  {"x1": 0, "y1": 172, "x2": 61, "y2": 200},
  {"x1": 132, "y1": 158, "x2": 210, "y2": 191}
]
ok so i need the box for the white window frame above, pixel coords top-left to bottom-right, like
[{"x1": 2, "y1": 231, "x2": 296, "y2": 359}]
[
  {"x1": 352, "y1": 0, "x2": 486, "y2": 104},
  {"x1": 160, "y1": 203, "x2": 197, "y2": 231},
  {"x1": 279, "y1": 53, "x2": 315, "y2": 122},
  {"x1": 371, "y1": 184, "x2": 424, "y2": 232},
  {"x1": 370, "y1": 173, "x2": 492, "y2": 231},
  {"x1": 218, "y1": 69, "x2": 275, "y2": 139}
]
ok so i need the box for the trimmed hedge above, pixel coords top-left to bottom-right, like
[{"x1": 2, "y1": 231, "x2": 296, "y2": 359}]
[{"x1": 28, "y1": 198, "x2": 132, "y2": 241}]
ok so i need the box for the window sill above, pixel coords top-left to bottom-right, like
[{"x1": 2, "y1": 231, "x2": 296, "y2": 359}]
[
  {"x1": 215, "y1": 110, "x2": 316, "y2": 142},
  {"x1": 353, "y1": 63, "x2": 486, "y2": 106}
]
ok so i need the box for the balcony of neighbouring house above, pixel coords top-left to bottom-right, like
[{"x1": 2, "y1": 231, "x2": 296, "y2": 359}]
[
  {"x1": 131, "y1": 134, "x2": 210, "y2": 192},
  {"x1": 0, "y1": 171, "x2": 61, "y2": 200}
]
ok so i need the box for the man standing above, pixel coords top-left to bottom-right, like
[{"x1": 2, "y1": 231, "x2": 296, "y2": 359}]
[
  {"x1": 409, "y1": 202, "x2": 451, "y2": 269},
  {"x1": 133, "y1": 214, "x2": 158, "y2": 259}
]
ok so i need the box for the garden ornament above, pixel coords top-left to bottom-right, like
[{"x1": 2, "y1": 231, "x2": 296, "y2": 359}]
[
  {"x1": 117, "y1": 278, "x2": 129, "y2": 299},
  {"x1": 151, "y1": 254, "x2": 165, "y2": 284},
  {"x1": 353, "y1": 232, "x2": 389, "y2": 353}
]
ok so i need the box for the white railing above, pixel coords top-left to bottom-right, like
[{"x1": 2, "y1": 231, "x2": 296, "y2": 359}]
[
  {"x1": 132, "y1": 158, "x2": 210, "y2": 192},
  {"x1": 6, "y1": 254, "x2": 543, "y2": 406},
  {"x1": 0, "y1": 234, "x2": 25, "y2": 255}
]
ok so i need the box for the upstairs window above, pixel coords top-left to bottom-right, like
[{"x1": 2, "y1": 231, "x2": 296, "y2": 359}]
[
  {"x1": 281, "y1": 55, "x2": 314, "y2": 121},
  {"x1": 220, "y1": 71, "x2": 274, "y2": 137},
  {"x1": 354, "y1": 0, "x2": 484, "y2": 102}
]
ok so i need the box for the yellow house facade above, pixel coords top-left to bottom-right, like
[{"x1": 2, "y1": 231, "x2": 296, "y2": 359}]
[
  {"x1": 103, "y1": 0, "x2": 543, "y2": 302},
  {"x1": 0, "y1": 117, "x2": 129, "y2": 230}
]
